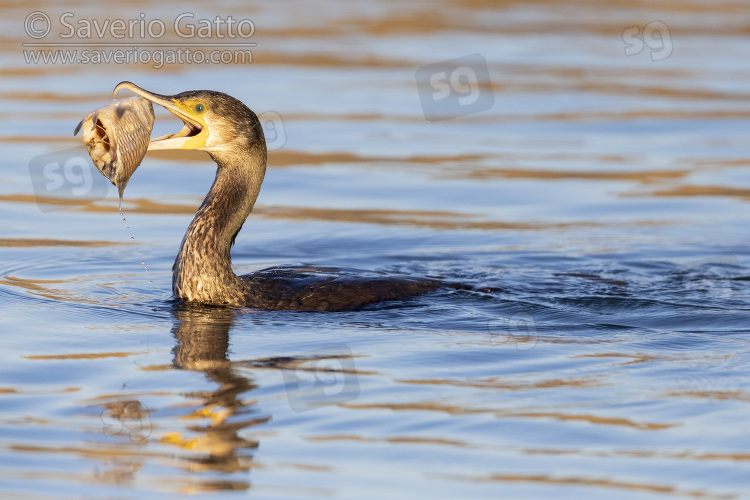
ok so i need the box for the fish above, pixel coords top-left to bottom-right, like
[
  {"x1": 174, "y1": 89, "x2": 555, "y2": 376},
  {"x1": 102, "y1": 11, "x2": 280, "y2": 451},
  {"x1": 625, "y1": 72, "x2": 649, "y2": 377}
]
[{"x1": 74, "y1": 97, "x2": 155, "y2": 202}]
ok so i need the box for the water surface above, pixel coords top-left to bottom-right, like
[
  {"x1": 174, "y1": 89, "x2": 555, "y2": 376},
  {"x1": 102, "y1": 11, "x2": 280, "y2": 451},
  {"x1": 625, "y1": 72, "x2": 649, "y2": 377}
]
[{"x1": 2, "y1": 1, "x2": 750, "y2": 498}]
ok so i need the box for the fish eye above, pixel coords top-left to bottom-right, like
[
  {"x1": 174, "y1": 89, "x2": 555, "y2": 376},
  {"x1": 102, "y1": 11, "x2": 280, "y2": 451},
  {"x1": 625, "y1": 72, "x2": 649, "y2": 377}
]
[{"x1": 194, "y1": 103, "x2": 206, "y2": 114}]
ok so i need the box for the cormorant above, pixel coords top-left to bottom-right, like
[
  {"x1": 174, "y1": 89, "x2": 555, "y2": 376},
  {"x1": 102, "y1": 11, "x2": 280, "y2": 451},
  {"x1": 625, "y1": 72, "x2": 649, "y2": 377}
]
[{"x1": 114, "y1": 82, "x2": 443, "y2": 311}]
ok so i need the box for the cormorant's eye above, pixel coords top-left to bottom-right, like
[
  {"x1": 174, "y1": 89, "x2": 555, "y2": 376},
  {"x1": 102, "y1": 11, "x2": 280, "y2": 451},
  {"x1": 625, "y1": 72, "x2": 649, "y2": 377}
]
[{"x1": 194, "y1": 103, "x2": 206, "y2": 114}]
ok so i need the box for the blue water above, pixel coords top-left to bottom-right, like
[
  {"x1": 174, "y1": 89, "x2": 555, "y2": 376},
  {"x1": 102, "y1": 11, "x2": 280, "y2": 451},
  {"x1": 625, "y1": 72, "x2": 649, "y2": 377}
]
[{"x1": 2, "y1": 1, "x2": 750, "y2": 498}]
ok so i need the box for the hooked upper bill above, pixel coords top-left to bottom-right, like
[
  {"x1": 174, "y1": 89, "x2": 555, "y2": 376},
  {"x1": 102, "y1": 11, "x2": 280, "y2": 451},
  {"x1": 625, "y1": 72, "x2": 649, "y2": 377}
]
[{"x1": 113, "y1": 81, "x2": 209, "y2": 151}]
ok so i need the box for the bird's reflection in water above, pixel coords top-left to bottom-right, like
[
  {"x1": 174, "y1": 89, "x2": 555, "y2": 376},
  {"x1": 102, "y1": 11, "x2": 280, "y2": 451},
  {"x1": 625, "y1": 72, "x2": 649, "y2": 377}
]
[{"x1": 166, "y1": 303, "x2": 270, "y2": 491}]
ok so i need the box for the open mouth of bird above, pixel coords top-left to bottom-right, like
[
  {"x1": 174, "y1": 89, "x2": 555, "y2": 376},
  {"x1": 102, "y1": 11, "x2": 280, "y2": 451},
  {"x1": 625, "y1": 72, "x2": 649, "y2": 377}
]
[
  {"x1": 113, "y1": 81, "x2": 206, "y2": 151},
  {"x1": 148, "y1": 112, "x2": 203, "y2": 150}
]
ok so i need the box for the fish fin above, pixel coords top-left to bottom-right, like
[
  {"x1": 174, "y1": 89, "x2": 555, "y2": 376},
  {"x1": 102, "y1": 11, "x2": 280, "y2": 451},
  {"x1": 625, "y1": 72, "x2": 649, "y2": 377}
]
[{"x1": 73, "y1": 119, "x2": 84, "y2": 136}]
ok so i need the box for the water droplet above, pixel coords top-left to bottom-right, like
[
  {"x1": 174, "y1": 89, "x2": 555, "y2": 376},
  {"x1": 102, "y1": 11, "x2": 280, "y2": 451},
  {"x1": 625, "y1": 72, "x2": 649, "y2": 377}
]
[{"x1": 120, "y1": 207, "x2": 150, "y2": 278}]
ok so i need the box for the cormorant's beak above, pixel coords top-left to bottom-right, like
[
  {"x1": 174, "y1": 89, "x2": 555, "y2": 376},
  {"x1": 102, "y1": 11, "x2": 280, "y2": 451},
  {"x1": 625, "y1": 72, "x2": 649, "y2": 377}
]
[{"x1": 113, "y1": 81, "x2": 207, "y2": 151}]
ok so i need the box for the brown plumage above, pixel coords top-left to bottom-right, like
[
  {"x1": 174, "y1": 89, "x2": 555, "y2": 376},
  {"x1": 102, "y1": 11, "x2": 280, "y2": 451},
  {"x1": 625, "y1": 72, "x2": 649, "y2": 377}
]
[{"x1": 113, "y1": 82, "x2": 443, "y2": 311}]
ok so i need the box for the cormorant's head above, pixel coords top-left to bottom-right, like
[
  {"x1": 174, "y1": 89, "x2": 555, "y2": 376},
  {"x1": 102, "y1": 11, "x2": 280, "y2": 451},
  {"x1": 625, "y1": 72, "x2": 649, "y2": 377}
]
[{"x1": 113, "y1": 81, "x2": 264, "y2": 155}]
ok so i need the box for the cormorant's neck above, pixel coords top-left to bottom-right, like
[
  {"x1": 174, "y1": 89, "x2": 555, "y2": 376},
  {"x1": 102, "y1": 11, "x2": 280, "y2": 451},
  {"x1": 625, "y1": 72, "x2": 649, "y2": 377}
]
[{"x1": 172, "y1": 143, "x2": 266, "y2": 304}]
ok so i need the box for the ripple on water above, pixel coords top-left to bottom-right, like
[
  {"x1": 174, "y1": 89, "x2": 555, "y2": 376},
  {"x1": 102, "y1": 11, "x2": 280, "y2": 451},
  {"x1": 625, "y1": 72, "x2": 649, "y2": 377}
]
[{"x1": 4, "y1": 0, "x2": 750, "y2": 498}]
